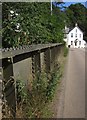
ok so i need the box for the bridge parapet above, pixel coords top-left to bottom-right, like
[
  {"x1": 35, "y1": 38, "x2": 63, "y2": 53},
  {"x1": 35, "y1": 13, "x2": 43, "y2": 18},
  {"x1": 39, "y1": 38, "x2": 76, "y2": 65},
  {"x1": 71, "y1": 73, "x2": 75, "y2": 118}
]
[{"x1": 1, "y1": 43, "x2": 64, "y2": 118}]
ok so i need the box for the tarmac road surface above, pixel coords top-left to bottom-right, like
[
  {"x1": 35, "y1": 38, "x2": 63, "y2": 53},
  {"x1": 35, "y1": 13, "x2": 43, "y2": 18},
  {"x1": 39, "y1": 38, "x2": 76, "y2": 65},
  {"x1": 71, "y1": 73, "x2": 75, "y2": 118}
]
[{"x1": 57, "y1": 48, "x2": 85, "y2": 118}]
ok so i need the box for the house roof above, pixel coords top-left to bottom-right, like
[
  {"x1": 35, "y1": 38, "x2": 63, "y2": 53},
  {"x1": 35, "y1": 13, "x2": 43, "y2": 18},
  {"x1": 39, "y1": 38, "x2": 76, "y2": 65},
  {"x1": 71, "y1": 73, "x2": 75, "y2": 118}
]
[
  {"x1": 64, "y1": 23, "x2": 83, "y2": 35},
  {"x1": 68, "y1": 26, "x2": 83, "y2": 34}
]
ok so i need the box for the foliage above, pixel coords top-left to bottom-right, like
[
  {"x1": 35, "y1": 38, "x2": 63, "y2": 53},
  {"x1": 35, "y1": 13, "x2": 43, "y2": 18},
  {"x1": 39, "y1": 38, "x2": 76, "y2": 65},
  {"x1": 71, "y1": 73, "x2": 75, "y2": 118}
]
[
  {"x1": 63, "y1": 46, "x2": 68, "y2": 57},
  {"x1": 16, "y1": 79, "x2": 28, "y2": 103},
  {"x1": 2, "y1": 3, "x2": 65, "y2": 48},
  {"x1": 46, "y1": 68, "x2": 62, "y2": 102},
  {"x1": 2, "y1": 2, "x2": 87, "y2": 47},
  {"x1": 16, "y1": 68, "x2": 62, "y2": 118},
  {"x1": 64, "y1": 3, "x2": 87, "y2": 41}
]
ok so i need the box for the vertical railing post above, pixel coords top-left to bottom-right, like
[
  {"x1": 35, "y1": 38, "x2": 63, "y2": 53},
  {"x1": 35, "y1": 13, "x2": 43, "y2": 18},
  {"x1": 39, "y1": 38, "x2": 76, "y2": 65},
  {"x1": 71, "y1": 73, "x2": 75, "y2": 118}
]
[
  {"x1": 32, "y1": 50, "x2": 41, "y2": 79},
  {"x1": 32, "y1": 54, "x2": 36, "y2": 79}
]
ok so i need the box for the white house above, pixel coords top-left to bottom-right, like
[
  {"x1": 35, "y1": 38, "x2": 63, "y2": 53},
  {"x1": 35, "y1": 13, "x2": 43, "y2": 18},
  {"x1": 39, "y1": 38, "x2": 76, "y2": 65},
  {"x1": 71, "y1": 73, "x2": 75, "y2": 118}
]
[{"x1": 64, "y1": 23, "x2": 86, "y2": 48}]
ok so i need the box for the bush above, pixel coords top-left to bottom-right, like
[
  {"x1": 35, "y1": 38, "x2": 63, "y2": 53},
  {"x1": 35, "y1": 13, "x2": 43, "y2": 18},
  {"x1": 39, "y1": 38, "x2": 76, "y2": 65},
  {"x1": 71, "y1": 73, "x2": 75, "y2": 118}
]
[
  {"x1": 2, "y1": 3, "x2": 65, "y2": 48},
  {"x1": 63, "y1": 46, "x2": 68, "y2": 57},
  {"x1": 16, "y1": 68, "x2": 62, "y2": 118}
]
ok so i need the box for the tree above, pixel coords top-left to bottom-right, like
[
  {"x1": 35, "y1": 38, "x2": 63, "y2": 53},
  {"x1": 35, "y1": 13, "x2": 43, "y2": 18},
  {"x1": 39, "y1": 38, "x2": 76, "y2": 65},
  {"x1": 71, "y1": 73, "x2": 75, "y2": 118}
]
[
  {"x1": 64, "y1": 3, "x2": 87, "y2": 41},
  {"x1": 2, "y1": 2, "x2": 65, "y2": 48}
]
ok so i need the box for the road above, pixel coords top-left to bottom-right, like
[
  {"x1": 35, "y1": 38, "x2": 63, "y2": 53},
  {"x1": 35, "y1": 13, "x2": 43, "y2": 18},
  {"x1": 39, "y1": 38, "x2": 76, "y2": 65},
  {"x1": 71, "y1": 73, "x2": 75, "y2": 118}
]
[{"x1": 57, "y1": 48, "x2": 85, "y2": 118}]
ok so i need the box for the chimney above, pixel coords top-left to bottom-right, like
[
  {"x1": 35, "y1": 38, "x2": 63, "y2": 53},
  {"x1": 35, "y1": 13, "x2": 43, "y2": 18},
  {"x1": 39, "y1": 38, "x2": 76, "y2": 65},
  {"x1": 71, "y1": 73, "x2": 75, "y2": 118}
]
[{"x1": 75, "y1": 23, "x2": 78, "y2": 27}]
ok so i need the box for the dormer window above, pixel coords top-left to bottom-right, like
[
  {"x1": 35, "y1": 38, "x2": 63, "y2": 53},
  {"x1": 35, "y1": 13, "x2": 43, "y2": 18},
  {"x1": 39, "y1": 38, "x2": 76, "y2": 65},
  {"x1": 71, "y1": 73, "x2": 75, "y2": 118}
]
[{"x1": 71, "y1": 33, "x2": 73, "y2": 37}]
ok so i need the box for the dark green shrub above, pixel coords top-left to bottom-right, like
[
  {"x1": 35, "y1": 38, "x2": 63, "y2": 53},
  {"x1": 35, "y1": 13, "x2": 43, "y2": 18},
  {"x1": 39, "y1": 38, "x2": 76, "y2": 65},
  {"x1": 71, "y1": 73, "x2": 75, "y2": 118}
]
[
  {"x1": 63, "y1": 46, "x2": 68, "y2": 57},
  {"x1": 16, "y1": 68, "x2": 62, "y2": 118}
]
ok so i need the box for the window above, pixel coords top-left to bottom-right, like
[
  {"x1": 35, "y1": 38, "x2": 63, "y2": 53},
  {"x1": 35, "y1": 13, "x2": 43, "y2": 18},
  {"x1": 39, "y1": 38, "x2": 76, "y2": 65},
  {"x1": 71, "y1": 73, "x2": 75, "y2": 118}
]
[
  {"x1": 71, "y1": 41, "x2": 73, "y2": 45},
  {"x1": 79, "y1": 41, "x2": 81, "y2": 45},
  {"x1": 75, "y1": 34, "x2": 77, "y2": 37},
  {"x1": 80, "y1": 34, "x2": 81, "y2": 38},
  {"x1": 71, "y1": 33, "x2": 73, "y2": 37},
  {"x1": 76, "y1": 29, "x2": 77, "y2": 33}
]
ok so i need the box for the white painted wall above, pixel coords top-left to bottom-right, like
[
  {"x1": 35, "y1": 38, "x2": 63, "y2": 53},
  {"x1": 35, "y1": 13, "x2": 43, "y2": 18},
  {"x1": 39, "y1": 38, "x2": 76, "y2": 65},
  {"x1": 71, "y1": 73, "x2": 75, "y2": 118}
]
[{"x1": 66, "y1": 26, "x2": 86, "y2": 48}]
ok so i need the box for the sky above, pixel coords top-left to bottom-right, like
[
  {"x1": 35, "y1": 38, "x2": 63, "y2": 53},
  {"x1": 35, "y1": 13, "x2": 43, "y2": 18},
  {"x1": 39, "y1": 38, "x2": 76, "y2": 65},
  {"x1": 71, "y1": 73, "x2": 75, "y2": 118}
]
[
  {"x1": 63, "y1": 0, "x2": 86, "y2": 2},
  {"x1": 54, "y1": 2, "x2": 87, "y2": 10},
  {"x1": 64, "y1": 2, "x2": 86, "y2": 7}
]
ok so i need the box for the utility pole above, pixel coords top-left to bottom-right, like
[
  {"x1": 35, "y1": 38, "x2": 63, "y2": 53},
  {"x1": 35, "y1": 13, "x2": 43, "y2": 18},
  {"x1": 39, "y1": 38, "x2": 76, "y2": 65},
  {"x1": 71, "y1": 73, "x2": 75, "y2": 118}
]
[{"x1": 51, "y1": 0, "x2": 52, "y2": 15}]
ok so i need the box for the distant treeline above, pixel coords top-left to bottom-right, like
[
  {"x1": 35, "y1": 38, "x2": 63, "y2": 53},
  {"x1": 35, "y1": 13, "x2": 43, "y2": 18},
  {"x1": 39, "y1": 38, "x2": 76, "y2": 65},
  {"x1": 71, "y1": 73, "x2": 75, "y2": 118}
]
[{"x1": 64, "y1": 3, "x2": 87, "y2": 41}]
